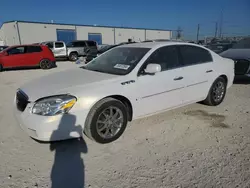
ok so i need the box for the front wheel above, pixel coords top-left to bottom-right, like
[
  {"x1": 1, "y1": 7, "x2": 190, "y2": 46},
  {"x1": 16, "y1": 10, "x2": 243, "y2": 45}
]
[
  {"x1": 203, "y1": 77, "x2": 227, "y2": 106},
  {"x1": 0, "y1": 64, "x2": 3, "y2": 72},
  {"x1": 84, "y1": 98, "x2": 128, "y2": 144}
]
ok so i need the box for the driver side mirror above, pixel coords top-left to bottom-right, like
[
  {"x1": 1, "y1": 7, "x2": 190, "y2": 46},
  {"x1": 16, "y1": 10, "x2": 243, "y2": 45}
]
[{"x1": 144, "y1": 64, "x2": 161, "y2": 75}]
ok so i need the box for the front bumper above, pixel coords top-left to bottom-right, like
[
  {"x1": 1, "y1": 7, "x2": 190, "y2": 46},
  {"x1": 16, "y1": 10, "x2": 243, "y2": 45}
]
[{"x1": 13, "y1": 95, "x2": 87, "y2": 141}]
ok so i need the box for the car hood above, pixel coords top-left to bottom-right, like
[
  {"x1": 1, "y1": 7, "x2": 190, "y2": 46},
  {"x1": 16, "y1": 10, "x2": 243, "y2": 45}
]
[
  {"x1": 19, "y1": 68, "x2": 119, "y2": 101},
  {"x1": 220, "y1": 49, "x2": 250, "y2": 60}
]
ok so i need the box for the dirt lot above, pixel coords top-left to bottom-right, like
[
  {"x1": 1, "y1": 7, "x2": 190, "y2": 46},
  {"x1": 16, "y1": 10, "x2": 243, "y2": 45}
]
[{"x1": 0, "y1": 62, "x2": 250, "y2": 188}]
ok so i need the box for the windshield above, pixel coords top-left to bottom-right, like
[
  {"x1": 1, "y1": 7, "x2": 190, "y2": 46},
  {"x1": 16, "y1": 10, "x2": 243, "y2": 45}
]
[{"x1": 82, "y1": 47, "x2": 150, "y2": 75}]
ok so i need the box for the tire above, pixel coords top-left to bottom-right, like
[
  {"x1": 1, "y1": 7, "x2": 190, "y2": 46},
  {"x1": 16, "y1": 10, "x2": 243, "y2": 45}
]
[
  {"x1": 203, "y1": 77, "x2": 227, "y2": 106},
  {"x1": 0, "y1": 64, "x2": 3, "y2": 72},
  {"x1": 84, "y1": 97, "x2": 128, "y2": 144},
  {"x1": 69, "y1": 52, "x2": 78, "y2": 61},
  {"x1": 40, "y1": 59, "x2": 52, "y2": 70}
]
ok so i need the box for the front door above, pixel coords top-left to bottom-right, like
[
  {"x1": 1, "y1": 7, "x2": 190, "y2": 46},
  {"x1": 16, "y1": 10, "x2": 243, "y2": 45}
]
[
  {"x1": 178, "y1": 45, "x2": 216, "y2": 104},
  {"x1": 2, "y1": 46, "x2": 26, "y2": 67},
  {"x1": 54, "y1": 42, "x2": 67, "y2": 57},
  {"x1": 134, "y1": 46, "x2": 186, "y2": 118}
]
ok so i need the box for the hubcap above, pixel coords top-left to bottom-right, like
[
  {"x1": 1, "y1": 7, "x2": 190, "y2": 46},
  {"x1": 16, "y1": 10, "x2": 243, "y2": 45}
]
[
  {"x1": 212, "y1": 81, "x2": 225, "y2": 102},
  {"x1": 96, "y1": 106, "x2": 124, "y2": 139},
  {"x1": 41, "y1": 60, "x2": 50, "y2": 69}
]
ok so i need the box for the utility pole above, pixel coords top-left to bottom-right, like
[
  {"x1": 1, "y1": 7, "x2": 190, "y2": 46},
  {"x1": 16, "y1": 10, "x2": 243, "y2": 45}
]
[
  {"x1": 214, "y1": 22, "x2": 218, "y2": 38},
  {"x1": 176, "y1": 26, "x2": 182, "y2": 40},
  {"x1": 196, "y1": 24, "x2": 200, "y2": 43}
]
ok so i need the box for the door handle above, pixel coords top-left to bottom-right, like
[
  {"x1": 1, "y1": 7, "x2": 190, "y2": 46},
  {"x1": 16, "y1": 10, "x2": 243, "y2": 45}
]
[
  {"x1": 206, "y1": 70, "x2": 213, "y2": 73},
  {"x1": 174, "y1": 76, "x2": 183, "y2": 81}
]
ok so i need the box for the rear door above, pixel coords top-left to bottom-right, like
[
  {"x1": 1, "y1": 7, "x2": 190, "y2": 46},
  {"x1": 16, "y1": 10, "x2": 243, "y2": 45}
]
[
  {"x1": 54, "y1": 42, "x2": 67, "y2": 57},
  {"x1": 178, "y1": 45, "x2": 216, "y2": 104},
  {"x1": 2, "y1": 46, "x2": 26, "y2": 67},
  {"x1": 23, "y1": 46, "x2": 43, "y2": 66}
]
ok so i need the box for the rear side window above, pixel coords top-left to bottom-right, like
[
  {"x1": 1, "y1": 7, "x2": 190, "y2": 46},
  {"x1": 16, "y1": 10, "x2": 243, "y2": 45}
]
[
  {"x1": 55, "y1": 42, "x2": 64, "y2": 48},
  {"x1": 86, "y1": 41, "x2": 97, "y2": 47},
  {"x1": 179, "y1": 45, "x2": 212, "y2": 66},
  {"x1": 70, "y1": 41, "x2": 86, "y2": 47},
  {"x1": 26, "y1": 46, "x2": 42, "y2": 53}
]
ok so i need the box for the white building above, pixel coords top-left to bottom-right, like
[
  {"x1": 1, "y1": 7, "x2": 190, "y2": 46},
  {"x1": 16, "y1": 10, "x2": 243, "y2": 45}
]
[{"x1": 0, "y1": 20, "x2": 172, "y2": 46}]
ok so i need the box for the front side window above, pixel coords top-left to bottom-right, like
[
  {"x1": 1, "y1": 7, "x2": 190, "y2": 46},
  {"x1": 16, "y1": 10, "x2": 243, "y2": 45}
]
[
  {"x1": 82, "y1": 47, "x2": 150, "y2": 75},
  {"x1": 7, "y1": 47, "x2": 25, "y2": 55},
  {"x1": 145, "y1": 46, "x2": 180, "y2": 71},
  {"x1": 55, "y1": 42, "x2": 64, "y2": 48},
  {"x1": 26, "y1": 46, "x2": 42, "y2": 53},
  {"x1": 179, "y1": 45, "x2": 212, "y2": 66}
]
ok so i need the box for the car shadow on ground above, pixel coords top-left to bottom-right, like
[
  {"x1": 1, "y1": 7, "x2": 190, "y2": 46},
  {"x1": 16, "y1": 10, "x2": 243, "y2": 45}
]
[
  {"x1": 49, "y1": 114, "x2": 88, "y2": 188},
  {"x1": 2, "y1": 65, "x2": 57, "y2": 72},
  {"x1": 234, "y1": 76, "x2": 250, "y2": 84}
]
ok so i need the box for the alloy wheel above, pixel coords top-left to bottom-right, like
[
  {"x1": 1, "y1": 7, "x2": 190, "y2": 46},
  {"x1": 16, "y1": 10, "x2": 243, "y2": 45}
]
[
  {"x1": 96, "y1": 106, "x2": 124, "y2": 139},
  {"x1": 212, "y1": 81, "x2": 225, "y2": 102}
]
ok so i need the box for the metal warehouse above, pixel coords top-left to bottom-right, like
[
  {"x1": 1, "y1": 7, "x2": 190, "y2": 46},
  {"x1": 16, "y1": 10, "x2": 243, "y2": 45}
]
[{"x1": 0, "y1": 21, "x2": 172, "y2": 46}]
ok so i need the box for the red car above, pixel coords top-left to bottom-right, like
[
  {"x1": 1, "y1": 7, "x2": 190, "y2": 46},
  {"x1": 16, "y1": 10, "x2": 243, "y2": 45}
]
[{"x1": 0, "y1": 45, "x2": 56, "y2": 71}]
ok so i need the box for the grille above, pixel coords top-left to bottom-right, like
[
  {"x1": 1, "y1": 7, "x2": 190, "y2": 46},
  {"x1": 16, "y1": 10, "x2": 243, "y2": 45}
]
[
  {"x1": 234, "y1": 59, "x2": 250, "y2": 75},
  {"x1": 16, "y1": 90, "x2": 29, "y2": 112}
]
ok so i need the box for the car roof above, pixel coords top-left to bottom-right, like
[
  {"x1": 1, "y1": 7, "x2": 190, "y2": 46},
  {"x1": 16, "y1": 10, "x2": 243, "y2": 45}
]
[
  {"x1": 2, "y1": 44, "x2": 44, "y2": 51},
  {"x1": 117, "y1": 41, "x2": 205, "y2": 49}
]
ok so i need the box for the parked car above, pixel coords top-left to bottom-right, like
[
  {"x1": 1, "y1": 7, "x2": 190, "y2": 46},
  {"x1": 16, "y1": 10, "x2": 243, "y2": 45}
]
[
  {"x1": 66, "y1": 40, "x2": 98, "y2": 61},
  {"x1": 207, "y1": 43, "x2": 233, "y2": 54},
  {"x1": 97, "y1": 44, "x2": 109, "y2": 50},
  {"x1": 85, "y1": 44, "x2": 120, "y2": 63},
  {"x1": 14, "y1": 42, "x2": 234, "y2": 143},
  {"x1": 0, "y1": 46, "x2": 8, "y2": 52},
  {"x1": 220, "y1": 37, "x2": 250, "y2": 76},
  {"x1": 0, "y1": 45, "x2": 56, "y2": 71},
  {"x1": 40, "y1": 41, "x2": 67, "y2": 58}
]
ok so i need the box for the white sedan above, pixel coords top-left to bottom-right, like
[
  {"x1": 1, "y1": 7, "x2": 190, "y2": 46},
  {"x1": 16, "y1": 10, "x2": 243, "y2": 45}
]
[{"x1": 14, "y1": 42, "x2": 235, "y2": 144}]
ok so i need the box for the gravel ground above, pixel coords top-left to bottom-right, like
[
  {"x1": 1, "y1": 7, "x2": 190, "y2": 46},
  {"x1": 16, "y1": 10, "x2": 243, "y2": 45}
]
[{"x1": 0, "y1": 61, "x2": 250, "y2": 188}]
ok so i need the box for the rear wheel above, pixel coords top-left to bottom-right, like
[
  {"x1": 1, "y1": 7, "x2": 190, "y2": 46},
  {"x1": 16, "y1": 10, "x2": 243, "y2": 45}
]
[
  {"x1": 0, "y1": 64, "x2": 3, "y2": 72},
  {"x1": 40, "y1": 59, "x2": 52, "y2": 70},
  {"x1": 84, "y1": 98, "x2": 128, "y2": 144},
  {"x1": 69, "y1": 52, "x2": 78, "y2": 61},
  {"x1": 203, "y1": 77, "x2": 227, "y2": 106}
]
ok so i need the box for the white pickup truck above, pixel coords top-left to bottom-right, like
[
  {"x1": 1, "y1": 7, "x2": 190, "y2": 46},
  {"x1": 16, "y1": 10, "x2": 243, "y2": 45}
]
[{"x1": 40, "y1": 40, "x2": 98, "y2": 61}]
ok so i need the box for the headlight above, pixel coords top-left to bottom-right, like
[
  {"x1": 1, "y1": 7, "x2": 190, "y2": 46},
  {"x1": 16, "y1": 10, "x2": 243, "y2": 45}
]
[{"x1": 32, "y1": 95, "x2": 77, "y2": 116}]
